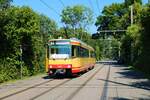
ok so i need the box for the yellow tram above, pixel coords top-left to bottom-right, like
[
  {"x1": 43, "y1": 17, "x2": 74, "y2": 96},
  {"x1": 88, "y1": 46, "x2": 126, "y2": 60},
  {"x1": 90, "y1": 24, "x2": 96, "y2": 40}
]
[{"x1": 46, "y1": 38, "x2": 96, "y2": 76}]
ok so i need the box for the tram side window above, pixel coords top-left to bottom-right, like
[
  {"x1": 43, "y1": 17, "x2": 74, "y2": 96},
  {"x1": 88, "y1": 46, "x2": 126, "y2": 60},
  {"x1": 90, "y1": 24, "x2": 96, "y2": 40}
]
[
  {"x1": 91, "y1": 51, "x2": 96, "y2": 58},
  {"x1": 72, "y1": 45, "x2": 80, "y2": 57},
  {"x1": 51, "y1": 48, "x2": 55, "y2": 54},
  {"x1": 77, "y1": 46, "x2": 81, "y2": 57},
  {"x1": 78, "y1": 47, "x2": 89, "y2": 57},
  {"x1": 72, "y1": 46, "x2": 89, "y2": 57},
  {"x1": 72, "y1": 45, "x2": 76, "y2": 57},
  {"x1": 84, "y1": 48, "x2": 89, "y2": 57},
  {"x1": 79, "y1": 47, "x2": 84, "y2": 57}
]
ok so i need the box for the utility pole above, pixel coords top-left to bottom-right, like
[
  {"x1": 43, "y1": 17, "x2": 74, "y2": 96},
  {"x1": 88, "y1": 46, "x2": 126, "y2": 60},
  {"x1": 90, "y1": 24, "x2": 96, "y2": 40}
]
[
  {"x1": 20, "y1": 45, "x2": 23, "y2": 79},
  {"x1": 130, "y1": 5, "x2": 133, "y2": 25},
  {"x1": 130, "y1": 5, "x2": 134, "y2": 63}
]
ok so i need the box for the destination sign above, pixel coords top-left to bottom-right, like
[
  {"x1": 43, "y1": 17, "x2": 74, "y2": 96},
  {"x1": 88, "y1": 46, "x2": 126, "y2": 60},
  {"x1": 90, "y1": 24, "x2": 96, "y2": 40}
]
[{"x1": 50, "y1": 41, "x2": 70, "y2": 45}]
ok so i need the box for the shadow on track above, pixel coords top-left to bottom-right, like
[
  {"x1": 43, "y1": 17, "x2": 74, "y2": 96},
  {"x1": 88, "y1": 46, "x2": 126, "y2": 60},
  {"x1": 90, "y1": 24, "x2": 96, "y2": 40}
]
[
  {"x1": 42, "y1": 71, "x2": 88, "y2": 79},
  {"x1": 42, "y1": 75, "x2": 77, "y2": 79},
  {"x1": 96, "y1": 61, "x2": 150, "y2": 100}
]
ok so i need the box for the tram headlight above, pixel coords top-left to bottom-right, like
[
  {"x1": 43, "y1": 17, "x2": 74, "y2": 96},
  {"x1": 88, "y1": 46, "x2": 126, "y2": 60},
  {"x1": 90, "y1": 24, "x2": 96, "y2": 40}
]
[
  {"x1": 49, "y1": 65, "x2": 52, "y2": 68},
  {"x1": 67, "y1": 65, "x2": 71, "y2": 68}
]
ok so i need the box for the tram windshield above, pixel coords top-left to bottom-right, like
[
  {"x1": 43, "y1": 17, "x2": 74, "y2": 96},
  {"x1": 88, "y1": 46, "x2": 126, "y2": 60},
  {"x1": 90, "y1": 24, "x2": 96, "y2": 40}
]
[{"x1": 49, "y1": 45, "x2": 71, "y2": 59}]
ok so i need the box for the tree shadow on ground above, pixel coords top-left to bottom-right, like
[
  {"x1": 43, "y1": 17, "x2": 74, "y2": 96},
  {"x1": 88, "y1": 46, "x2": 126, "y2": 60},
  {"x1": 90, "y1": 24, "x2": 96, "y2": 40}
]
[
  {"x1": 114, "y1": 65, "x2": 150, "y2": 90},
  {"x1": 117, "y1": 69, "x2": 146, "y2": 79},
  {"x1": 111, "y1": 97, "x2": 131, "y2": 100},
  {"x1": 104, "y1": 61, "x2": 150, "y2": 89},
  {"x1": 98, "y1": 78, "x2": 150, "y2": 90},
  {"x1": 111, "y1": 97, "x2": 150, "y2": 100},
  {"x1": 98, "y1": 78, "x2": 150, "y2": 100},
  {"x1": 98, "y1": 63, "x2": 150, "y2": 99}
]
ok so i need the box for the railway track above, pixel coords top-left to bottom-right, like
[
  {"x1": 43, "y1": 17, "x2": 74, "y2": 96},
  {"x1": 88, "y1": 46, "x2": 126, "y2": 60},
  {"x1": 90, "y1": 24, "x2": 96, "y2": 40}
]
[
  {"x1": 28, "y1": 65, "x2": 104, "y2": 100},
  {"x1": 0, "y1": 77, "x2": 55, "y2": 100},
  {"x1": 0, "y1": 63, "x2": 148, "y2": 100},
  {"x1": 65, "y1": 64, "x2": 104, "y2": 100},
  {"x1": 0, "y1": 64, "x2": 105, "y2": 100},
  {"x1": 100, "y1": 64, "x2": 111, "y2": 100},
  {"x1": 30, "y1": 79, "x2": 72, "y2": 100}
]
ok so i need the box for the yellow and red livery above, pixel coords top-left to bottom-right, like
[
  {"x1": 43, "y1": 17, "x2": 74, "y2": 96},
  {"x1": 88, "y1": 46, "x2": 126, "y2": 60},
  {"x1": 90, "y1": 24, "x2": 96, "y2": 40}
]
[{"x1": 46, "y1": 38, "x2": 96, "y2": 76}]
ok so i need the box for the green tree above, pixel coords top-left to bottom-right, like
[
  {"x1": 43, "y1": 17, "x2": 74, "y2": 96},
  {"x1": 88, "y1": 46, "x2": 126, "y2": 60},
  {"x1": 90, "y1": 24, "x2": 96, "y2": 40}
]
[
  {"x1": 0, "y1": 0, "x2": 12, "y2": 9},
  {"x1": 39, "y1": 14, "x2": 58, "y2": 43},
  {"x1": 120, "y1": 24, "x2": 142, "y2": 64},
  {"x1": 120, "y1": 2, "x2": 143, "y2": 64},
  {"x1": 0, "y1": 6, "x2": 56, "y2": 82},
  {"x1": 61, "y1": 5, "x2": 93, "y2": 33},
  {"x1": 125, "y1": 0, "x2": 142, "y2": 6},
  {"x1": 95, "y1": 1, "x2": 143, "y2": 37},
  {"x1": 2, "y1": 6, "x2": 41, "y2": 74},
  {"x1": 135, "y1": 4, "x2": 150, "y2": 75},
  {"x1": 95, "y1": 3, "x2": 126, "y2": 31},
  {"x1": 95, "y1": 3, "x2": 127, "y2": 60},
  {"x1": 95, "y1": 1, "x2": 144, "y2": 62}
]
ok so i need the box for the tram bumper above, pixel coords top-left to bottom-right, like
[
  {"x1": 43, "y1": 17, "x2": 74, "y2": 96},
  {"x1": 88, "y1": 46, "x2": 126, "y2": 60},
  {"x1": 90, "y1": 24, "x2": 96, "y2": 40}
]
[{"x1": 48, "y1": 64, "x2": 72, "y2": 75}]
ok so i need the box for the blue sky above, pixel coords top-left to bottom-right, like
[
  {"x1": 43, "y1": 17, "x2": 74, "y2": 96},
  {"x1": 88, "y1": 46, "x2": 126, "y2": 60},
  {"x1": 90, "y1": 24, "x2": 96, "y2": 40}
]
[{"x1": 12, "y1": 0, "x2": 148, "y2": 34}]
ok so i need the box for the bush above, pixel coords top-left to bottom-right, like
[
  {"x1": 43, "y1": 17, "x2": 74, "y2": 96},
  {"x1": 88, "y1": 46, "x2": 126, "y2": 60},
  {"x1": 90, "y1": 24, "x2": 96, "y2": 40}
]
[
  {"x1": 0, "y1": 6, "x2": 47, "y2": 83},
  {"x1": 0, "y1": 58, "x2": 19, "y2": 83},
  {"x1": 135, "y1": 5, "x2": 150, "y2": 75}
]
